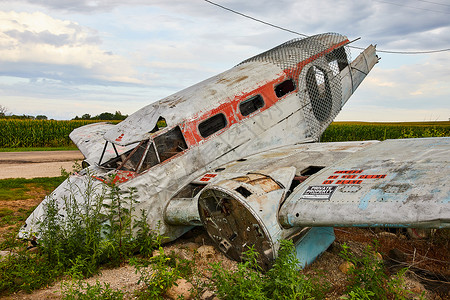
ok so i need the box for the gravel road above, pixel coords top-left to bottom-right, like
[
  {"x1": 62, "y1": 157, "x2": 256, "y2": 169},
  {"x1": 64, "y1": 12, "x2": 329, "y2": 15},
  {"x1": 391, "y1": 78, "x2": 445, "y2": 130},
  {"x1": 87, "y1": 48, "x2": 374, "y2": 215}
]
[{"x1": 0, "y1": 151, "x2": 84, "y2": 179}]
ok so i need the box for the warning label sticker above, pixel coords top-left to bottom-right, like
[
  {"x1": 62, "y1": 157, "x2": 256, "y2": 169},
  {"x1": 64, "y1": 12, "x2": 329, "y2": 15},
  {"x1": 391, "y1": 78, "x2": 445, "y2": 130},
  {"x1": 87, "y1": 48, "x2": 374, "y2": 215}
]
[
  {"x1": 199, "y1": 173, "x2": 217, "y2": 182},
  {"x1": 301, "y1": 186, "x2": 337, "y2": 200}
]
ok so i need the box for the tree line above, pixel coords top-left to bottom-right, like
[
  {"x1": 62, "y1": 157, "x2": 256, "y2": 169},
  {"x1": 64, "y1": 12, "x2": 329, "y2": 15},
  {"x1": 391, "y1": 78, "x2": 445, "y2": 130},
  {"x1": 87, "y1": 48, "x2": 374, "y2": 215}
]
[
  {"x1": 0, "y1": 105, "x2": 127, "y2": 121},
  {"x1": 72, "y1": 111, "x2": 128, "y2": 120}
]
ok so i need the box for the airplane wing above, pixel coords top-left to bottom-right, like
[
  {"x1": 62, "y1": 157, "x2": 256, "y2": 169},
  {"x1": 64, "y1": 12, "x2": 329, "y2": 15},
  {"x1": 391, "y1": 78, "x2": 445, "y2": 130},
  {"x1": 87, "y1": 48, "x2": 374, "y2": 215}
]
[
  {"x1": 182, "y1": 138, "x2": 449, "y2": 232},
  {"x1": 164, "y1": 140, "x2": 380, "y2": 226},
  {"x1": 278, "y1": 137, "x2": 450, "y2": 229},
  {"x1": 180, "y1": 137, "x2": 448, "y2": 269}
]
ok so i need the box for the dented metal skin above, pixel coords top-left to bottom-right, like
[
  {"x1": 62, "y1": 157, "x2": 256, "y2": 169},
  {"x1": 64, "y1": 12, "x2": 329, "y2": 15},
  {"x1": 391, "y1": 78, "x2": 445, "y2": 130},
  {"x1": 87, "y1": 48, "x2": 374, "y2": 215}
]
[
  {"x1": 20, "y1": 32, "x2": 448, "y2": 269},
  {"x1": 196, "y1": 141, "x2": 378, "y2": 269},
  {"x1": 279, "y1": 137, "x2": 450, "y2": 229}
]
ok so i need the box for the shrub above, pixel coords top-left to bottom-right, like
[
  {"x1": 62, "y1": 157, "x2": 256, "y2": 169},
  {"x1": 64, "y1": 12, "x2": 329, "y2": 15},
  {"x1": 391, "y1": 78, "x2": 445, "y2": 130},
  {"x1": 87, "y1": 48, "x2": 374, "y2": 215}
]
[
  {"x1": 339, "y1": 242, "x2": 411, "y2": 299},
  {"x1": 0, "y1": 249, "x2": 59, "y2": 294},
  {"x1": 209, "y1": 240, "x2": 328, "y2": 300},
  {"x1": 1, "y1": 174, "x2": 156, "y2": 295}
]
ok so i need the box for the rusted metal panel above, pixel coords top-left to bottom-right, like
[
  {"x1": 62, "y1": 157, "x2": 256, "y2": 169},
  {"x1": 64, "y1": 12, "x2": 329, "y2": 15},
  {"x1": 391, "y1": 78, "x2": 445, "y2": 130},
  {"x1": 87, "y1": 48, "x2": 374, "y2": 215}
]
[{"x1": 279, "y1": 137, "x2": 450, "y2": 228}]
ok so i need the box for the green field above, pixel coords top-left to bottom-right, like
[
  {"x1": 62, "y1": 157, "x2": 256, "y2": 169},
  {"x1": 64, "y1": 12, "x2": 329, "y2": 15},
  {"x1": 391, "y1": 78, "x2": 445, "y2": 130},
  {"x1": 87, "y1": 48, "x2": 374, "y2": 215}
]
[
  {"x1": 0, "y1": 119, "x2": 448, "y2": 149},
  {"x1": 0, "y1": 119, "x2": 119, "y2": 149},
  {"x1": 321, "y1": 121, "x2": 450, "y2": 142}
]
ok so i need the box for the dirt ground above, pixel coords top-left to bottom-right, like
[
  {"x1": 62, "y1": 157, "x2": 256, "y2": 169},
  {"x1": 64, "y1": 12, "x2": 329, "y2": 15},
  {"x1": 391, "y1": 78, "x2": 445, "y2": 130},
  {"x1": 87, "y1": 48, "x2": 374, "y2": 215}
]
[
  {"x1": 0, "y1": 151, "x2": 448, "y2": 299},
  {"x1": 0, "y1": 151, "x2": 84, "y2": 179},
  {"x1": 3, "y1": 228, "x2": 448, "y2": 300}
]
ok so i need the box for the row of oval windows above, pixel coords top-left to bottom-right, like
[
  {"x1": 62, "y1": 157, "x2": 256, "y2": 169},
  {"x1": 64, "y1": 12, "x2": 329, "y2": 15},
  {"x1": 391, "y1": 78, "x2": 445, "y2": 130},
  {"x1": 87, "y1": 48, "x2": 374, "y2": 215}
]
[{"x1": 198, "y1": 78, "x2": 296, "y2": 138}]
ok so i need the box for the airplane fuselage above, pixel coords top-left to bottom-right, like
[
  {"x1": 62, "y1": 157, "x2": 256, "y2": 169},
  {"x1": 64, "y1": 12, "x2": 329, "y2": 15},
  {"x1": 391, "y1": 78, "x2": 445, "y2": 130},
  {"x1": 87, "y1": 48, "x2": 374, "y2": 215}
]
[{"x1": 20, "y1": 33, "x2": 379, "y2": 266}]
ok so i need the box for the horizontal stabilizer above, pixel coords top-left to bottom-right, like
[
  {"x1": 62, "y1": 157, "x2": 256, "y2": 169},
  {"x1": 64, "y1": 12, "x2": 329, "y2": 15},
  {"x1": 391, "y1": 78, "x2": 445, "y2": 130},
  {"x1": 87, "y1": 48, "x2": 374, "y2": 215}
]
[{"x1": 279, "y1": 137, "x2": 450, "y2": 229}]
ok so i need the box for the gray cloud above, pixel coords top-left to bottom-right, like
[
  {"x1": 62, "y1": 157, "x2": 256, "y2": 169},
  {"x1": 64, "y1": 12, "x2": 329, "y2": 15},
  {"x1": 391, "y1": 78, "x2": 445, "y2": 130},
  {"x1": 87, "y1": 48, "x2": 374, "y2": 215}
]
[
  {"x1": 1, "y1": 0, "x2": 449, "y2": 121},
  {"x1": 10, "y1": 0, "x2": 450, "y2": 50},
  {"x1": 0, "y1": 60, "x2": 140, "y2": 86},
  {"x1": 6, "y1": 29, "x2": 71, "y2": 47}
]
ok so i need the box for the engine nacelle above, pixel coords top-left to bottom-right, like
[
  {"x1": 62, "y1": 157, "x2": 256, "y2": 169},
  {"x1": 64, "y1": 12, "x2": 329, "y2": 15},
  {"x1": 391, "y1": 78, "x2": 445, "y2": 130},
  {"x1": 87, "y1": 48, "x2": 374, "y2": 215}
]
[{"x1": 198, "y1": 168, "x2": 309, "y2": 270}]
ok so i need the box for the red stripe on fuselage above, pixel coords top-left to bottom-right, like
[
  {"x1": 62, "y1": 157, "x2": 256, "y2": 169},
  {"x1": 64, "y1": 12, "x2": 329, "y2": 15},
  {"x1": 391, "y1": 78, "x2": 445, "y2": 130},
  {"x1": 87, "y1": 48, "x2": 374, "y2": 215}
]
[
  {"x1": 105, "y1": 40, "x2": 349, "y2": 183},
  {"x1": 180, "y1": 39, "x2": 349, "y2": 146}
]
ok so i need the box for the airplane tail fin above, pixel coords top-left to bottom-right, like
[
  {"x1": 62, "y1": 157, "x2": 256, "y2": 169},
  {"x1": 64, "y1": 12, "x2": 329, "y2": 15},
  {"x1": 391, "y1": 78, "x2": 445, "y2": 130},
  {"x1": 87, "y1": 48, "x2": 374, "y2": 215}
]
[{"x1": 340, "y1": 45, "x2": 379, "y2": 107}]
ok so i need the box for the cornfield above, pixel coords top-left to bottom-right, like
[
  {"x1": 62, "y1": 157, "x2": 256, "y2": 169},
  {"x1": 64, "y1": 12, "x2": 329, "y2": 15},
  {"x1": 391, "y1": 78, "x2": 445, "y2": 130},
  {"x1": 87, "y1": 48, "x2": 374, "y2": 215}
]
[
  {"x1": 0, "y1": 120, "x2": 105, "y2": 148},
  {"x1": 321, "y1": 121, "x2": 450, "y2": 142},
  {"x1": 0, "y1": 119, "x2": 448, "y2": 149}
]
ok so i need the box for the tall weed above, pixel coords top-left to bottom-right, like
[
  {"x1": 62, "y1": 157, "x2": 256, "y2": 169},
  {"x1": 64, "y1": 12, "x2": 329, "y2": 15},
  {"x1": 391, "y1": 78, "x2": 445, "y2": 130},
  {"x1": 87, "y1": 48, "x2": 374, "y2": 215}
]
[
  {"x1": 209, "y1": 240, "x2": 328, "y2": 300},
  {"x1": 62, "y1": 279, "x2": 125, "y2": 300},
  {"x1": 339, "y1": 242, "x2": 411, "y2": 299},
  {"x1": 0, "y1": 174, "x2": 156, "y2": 295}
]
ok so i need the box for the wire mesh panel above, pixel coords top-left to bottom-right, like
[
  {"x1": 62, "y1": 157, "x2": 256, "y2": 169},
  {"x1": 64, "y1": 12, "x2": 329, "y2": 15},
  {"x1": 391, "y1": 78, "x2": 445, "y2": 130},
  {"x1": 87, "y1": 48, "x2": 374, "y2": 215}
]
[{"x1": 238, "y1": 33, "x2": 352, "y2": 140}]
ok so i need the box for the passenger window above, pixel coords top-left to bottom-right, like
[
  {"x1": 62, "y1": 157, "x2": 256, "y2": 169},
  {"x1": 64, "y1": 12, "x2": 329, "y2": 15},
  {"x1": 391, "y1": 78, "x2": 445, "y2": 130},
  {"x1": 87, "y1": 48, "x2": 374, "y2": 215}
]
[
  {"x1": 274, "y1": 79, "x2": 295, "y2": 98},
  {"x1": 154, "y1": 126, "x2": 188, "y2": 162},
  {"x1": 198, "y1": 113, "x2": 227, "y2": 138},
  {"x1": 239, "y1": 95, "x2": 264, "y2": 116}
]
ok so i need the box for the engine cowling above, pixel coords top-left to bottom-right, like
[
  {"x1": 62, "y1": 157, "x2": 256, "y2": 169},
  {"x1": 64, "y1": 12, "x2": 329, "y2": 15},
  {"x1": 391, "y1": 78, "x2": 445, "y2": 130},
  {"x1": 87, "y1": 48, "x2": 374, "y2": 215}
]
[{"x1": 197, "y1": 168, "x2": 303, "y2": 270}]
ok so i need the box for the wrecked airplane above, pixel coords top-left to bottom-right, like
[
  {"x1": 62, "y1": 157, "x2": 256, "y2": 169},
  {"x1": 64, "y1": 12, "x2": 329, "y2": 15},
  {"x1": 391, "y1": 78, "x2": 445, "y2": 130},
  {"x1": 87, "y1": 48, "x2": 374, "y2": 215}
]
[{"x1": 19, "y1": 33, "x2": 450, "y2": 269}]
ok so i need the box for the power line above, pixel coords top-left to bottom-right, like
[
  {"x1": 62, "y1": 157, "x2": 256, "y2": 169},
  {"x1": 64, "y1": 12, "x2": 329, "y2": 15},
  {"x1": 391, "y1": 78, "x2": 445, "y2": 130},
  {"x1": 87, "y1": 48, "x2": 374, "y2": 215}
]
[
  {"x1": 350, "y1": 45, "x2": 450, "y2": 54},
  {"x1": 203, "y1": 0, "x2": 308, "y2": 37},
  {"x1": 373, "y1": 0, "x2": 450, "y2": 14},
  {"x1": 204, "y1": 0, "x2": 450, "y2": 54},
  {"x1": 414, "y1": 0, "x2": 450, "y2": 8}
]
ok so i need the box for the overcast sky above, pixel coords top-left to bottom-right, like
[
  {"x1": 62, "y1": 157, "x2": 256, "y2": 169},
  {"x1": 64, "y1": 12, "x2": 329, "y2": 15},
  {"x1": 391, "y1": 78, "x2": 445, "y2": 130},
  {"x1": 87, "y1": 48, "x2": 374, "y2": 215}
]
[{"x1": 0, "y1": 0, "x2": 449, "y2": 121}]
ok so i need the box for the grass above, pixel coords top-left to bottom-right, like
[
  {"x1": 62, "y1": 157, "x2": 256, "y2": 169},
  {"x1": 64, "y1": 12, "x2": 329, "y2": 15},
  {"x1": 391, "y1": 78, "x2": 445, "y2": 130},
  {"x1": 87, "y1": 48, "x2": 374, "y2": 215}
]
[
  {"x1": 0, "y1": 175, "x2": 157, "y2": 296},
  {"x1": 0, "y1": 146, "x2": 78, "y2": 152},
  {"x1": 0, "y1": 177, "x2": 66, "y2": 229},
  {"x1": 0, "y1": 177, "x2": 66, "y2": 201},
  {"x1": 0, "y1": 207, "x2": 35, "y2": 227}
]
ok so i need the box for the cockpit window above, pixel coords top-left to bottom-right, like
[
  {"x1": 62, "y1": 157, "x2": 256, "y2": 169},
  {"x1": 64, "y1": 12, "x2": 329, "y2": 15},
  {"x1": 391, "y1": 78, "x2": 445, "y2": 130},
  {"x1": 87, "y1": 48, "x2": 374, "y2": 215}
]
[
  {"x1": 101, "y1": 140, "x2": 148, "y2": 172},
  {"x1": 154, "y1": 126, "x2": 187, "y2": 163},
  {"x1": 140, "y1": 142, "x2": 158, "y2": 171},
  {"x1": 122, "y1": 140, "x2": 148, "y2": 171},
  {"x1": 100, "y1": 142, "x2": 140, "y2": 171},
  {"x1": 100, "y1": 125, "x2": 188, "y2": 174}
]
